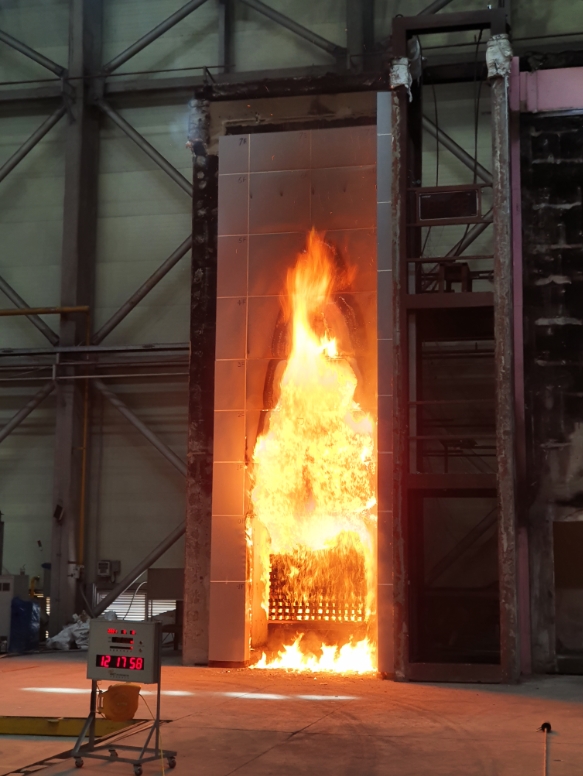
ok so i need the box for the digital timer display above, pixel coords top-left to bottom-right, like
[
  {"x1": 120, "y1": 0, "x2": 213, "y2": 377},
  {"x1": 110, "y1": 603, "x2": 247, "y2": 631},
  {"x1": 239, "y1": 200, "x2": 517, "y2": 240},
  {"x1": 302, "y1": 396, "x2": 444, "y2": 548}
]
[{"x1": 96, "y1": 654, "x2": 145, "y2": 671}]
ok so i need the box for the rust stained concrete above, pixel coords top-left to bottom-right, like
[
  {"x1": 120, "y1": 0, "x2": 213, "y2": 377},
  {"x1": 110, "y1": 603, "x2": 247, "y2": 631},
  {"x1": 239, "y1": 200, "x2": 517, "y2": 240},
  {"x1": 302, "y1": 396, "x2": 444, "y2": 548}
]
[{"x1": 1, "y1": 652, "x2": 583, "y2": 775}]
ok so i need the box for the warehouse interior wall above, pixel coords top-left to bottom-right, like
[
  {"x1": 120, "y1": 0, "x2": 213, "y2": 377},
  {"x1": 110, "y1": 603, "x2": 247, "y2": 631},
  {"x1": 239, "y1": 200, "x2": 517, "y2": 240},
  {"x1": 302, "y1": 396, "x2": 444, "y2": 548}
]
[{"x1": 1, "y1": 0, "x2": 583, "y2": 605}]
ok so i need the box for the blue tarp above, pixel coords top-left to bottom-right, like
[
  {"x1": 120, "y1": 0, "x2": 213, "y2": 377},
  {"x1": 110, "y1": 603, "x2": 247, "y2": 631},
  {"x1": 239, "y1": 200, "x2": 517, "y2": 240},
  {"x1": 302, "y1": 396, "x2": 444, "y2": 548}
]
[{"x1": 9, "y1": 597, "x2": 40, "y2": 654}]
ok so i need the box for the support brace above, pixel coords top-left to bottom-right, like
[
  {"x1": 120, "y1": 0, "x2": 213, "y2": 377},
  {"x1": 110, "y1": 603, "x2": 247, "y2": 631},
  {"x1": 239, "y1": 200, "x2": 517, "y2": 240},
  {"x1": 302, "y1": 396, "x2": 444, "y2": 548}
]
[{"x1": 98, "y1": 100, "x2": 193, "y2": 197}]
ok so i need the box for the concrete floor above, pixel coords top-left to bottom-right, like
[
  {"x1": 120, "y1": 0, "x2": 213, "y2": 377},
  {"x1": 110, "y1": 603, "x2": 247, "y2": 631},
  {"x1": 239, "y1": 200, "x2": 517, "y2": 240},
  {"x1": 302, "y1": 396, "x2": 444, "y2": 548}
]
[{"x1": 1, "y1": 653, "x2": 583, "y2": 776}]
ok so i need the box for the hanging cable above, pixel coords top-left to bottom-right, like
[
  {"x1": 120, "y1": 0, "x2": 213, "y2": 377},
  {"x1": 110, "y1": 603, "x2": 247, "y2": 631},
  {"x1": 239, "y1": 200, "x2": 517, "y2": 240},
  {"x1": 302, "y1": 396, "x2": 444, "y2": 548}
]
[{"x1": 122, "y1": 578, "x2": 147, "y2": 620}]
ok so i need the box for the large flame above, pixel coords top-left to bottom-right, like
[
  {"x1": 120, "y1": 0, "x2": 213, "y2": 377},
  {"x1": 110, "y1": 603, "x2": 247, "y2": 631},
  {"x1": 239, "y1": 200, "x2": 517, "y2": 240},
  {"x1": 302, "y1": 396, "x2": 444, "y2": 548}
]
[
  {"x1": 250, "y1": 230, "x2": 377, "y2": 673},
  {"x1": 253, "y1": 635, "x2": 375, "y2": 674}
]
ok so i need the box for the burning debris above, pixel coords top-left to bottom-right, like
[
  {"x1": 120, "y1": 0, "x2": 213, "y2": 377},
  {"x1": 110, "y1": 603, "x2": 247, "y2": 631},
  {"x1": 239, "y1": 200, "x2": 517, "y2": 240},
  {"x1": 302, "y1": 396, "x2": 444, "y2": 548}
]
[{"x1": 249, "y1": 229, "x2": 377, "y2": 673}]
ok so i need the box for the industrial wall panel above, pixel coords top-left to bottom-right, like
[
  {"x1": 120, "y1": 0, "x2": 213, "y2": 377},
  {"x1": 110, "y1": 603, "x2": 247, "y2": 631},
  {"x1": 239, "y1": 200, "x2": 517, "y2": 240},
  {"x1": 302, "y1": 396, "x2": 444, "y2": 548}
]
[
  {"x1": 208, "y1": 581, "x2": 249, "y2": 664},
  {"x1": 311, "y1": 125, "x2": 376, "y2": 168},
  {"x1": 218, "y1": 136, "x2": 249, "y2": 175},
  {"x1": 249, "y1": 130, "x2": 311, "y2": 172},
  {"x1": 231, "y1": 0, "x2": 346, "y2": 72},
  {"x1": 215, "y1": 297, "x2": 247, "y2": 359},
  {"x1": 213, "y1": 410, "x2": 246, "y2": 463},
  {"x1": 218, "y1": 236, "x2": 248, "y2": 298},
  {"x1": 247, "y1": 232, "x2": 305, "y2": 297},
  {"x1": 217, "y1": 174, "x2": 249, "y2": 236},
  {"x1": 87, "y1": 385, "x2": 188, "y2": 579},
  {"x1": 246, "y1": 296, "x2": 282, "y2": 360},
  {"x1": 0, "y1": 402, "x2": 56, "y2": 578},
  {"x1": 214, "y1": 361, "x2": 246, "y2": 411},
  {"x1": 102, "y1": 0, "x2": 219, "y2": 78},
  {"x1": 0, "y1": 0, "x2": 69, "y2": 83},
  {"x1": 248, "y1": 171, "x2": 311, "y2": 235},
  {"x1": 212, "y1": 462, "x2": 245, "y2": 516},
  {"x1": 311, "y1": 166, "x2": 376, "y2": 231},
  {"x1": 210, "y1": 516, "x2": 247, "y2": 582},
  {"x1": 0, "y1": 108, "x2": 65, "y2": 581},
  {"x1": 245, "y1": 360, "x2": 271, "y2": 411}
]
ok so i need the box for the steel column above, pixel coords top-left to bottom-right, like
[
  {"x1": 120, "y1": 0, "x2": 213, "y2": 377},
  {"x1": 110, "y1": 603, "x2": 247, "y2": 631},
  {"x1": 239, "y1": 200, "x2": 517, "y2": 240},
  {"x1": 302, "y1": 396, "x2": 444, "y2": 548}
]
[
  {"x1": 94, "y1": 379, "x2": 187, "y2": 477},
  {"x1": 0, "y1": 381, "x2": 55, "y2": 446},
  {"x1": 50, "y1": 0, "x2": 102, "y2": 635},
  {"x1": 377, "y1": 91, "x2": 395, "y2": 679},
  {"x1": 346, "y1": 0, "x2": 374, "y2": 71},
  {"x1": 183, "y1": 99, "x2": 216, "y2": 665},
  {"x1": 218, "y1": 0, "x2": 233, "y2": 73},
  {"x1": 0, "y1": 105, "x2": 67, "y2": 185},
  {"x1": 97, "y1": 100, "x2": 193, "y2": 197},
  {"x1": 391, "y1": 80, "x2": 408, "y2": 683},
  {"x1": 92, "y1": 236, "x2": 193, "y2": 344},
  {"x1": 101, "y1": 0, "x2": 210, "y2": 74},
  {"x1": 239, "y1": 0, "x2": 346, "y2": 60},
  {"x1": 509, "y1": 56, "x2": 531, "y2": 676},
  {"x1": 489, "y1": 35, "x2": 519, "y2": 683},
  {"x1": 0, "y1": 29, "x2": 66, "y2": 76}
]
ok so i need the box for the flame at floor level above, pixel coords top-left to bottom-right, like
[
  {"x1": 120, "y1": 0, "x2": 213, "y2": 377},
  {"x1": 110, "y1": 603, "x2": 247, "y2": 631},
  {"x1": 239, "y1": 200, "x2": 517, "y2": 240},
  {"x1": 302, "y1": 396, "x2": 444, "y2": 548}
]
[
  {"x1": 250, "y1": 229, "x2": 377, "y2": 673},
  {"x1": 251, "y1": 636, "x2": 376, "y2": 674}
]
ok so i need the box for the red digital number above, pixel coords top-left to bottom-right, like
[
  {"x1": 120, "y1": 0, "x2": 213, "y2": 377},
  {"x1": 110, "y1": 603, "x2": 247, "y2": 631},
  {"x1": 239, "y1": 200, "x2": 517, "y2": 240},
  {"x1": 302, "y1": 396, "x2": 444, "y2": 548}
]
[
  {"x1": 136, "y1": 657, "x2": 143, "y2": 670},
  {"x1": 107, "y1": 628, "x2": 117, "y2": 634},
  {"x1": 100, "y1": 655, "x2": 111, "y2": 667},
  {"x1": 130, "y1": 657, "x2": 136, "y2": 669}
]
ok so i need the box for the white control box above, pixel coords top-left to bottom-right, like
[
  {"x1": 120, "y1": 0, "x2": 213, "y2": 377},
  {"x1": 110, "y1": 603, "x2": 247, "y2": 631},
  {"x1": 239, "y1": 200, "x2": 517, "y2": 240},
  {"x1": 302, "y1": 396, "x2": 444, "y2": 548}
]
[{"x1": 87, "y1": 619, "x2": 160, "y2": 684}]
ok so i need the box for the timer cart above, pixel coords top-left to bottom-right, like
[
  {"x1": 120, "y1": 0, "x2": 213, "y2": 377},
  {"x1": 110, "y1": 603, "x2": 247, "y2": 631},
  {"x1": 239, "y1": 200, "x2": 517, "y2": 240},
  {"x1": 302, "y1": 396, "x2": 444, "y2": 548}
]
[{"x1": 72, "y1": 619, "x2": 177, "y2": 775}]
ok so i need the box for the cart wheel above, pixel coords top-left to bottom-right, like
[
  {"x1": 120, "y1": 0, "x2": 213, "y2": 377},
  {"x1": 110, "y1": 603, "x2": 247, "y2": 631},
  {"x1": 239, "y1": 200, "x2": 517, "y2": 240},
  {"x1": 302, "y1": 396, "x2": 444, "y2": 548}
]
[
  {"x1": 168, "y1": 756, "x2": 177, "y2": 769},
  {"x1": 133, "y1": 767, "x2": 143, "y2": 776},
  {"x1": 74, "y1": 758, "x2": 84, "y2": 768}
]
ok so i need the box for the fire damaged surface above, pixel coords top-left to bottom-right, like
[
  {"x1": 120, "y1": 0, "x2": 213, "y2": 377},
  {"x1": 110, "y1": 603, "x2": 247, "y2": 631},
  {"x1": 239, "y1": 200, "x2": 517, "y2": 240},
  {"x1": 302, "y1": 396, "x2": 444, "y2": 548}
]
[
  {"x1": 250, "y1": 231, "x2": 376, "y2": 671},
  {"x1": 210, "y1": 125, "x2": 377, "y2": 671},
  {"x1": 183, "y1": 99, "x2": 218, "y2": 665},
  {"x1": 386, "y1": 36, "x2": 517, "y2": 681},
  {"x1": 490, "y1": 68, "x2": 519, "y2": 683},
  {"x1": 521, "y1": 113, "x2": 583, "y2": 673}
]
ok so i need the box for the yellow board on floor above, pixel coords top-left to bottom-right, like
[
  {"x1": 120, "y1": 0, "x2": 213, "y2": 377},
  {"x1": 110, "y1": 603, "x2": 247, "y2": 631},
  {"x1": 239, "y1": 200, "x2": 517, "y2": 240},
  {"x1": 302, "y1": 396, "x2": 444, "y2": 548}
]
[{"x1": 0, "y1": 716, "x2": 143, "y2": 737}]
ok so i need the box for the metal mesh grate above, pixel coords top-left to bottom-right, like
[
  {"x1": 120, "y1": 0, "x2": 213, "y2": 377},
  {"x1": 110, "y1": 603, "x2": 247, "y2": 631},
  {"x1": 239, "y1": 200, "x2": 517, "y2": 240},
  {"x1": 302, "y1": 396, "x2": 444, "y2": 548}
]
[{"x1": 268, "y1": 549, "x2": 366, "y2": 624}]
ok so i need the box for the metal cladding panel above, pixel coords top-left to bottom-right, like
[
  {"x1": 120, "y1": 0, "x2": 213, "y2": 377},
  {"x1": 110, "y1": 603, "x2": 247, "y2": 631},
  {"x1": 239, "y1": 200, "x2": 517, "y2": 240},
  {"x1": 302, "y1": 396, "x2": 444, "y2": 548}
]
[
  {"x1": 249, "y1": 170, "x2": 312, "y2": 234},
  {"x1": 311, "y1": 166, "x2": 376, "y2": 231},
  {"x1": 210, "y1": 125, "x2": 378, "y2": 664},
  {"x1": 210, "y1": 516, "x2": 247, "y2": 582},
  {"x1": 209, "y1": 581, "x2": 250, "y2": 664},
  {"x1": 217, "y1": 236, "x2": 248, "y2": 297}
]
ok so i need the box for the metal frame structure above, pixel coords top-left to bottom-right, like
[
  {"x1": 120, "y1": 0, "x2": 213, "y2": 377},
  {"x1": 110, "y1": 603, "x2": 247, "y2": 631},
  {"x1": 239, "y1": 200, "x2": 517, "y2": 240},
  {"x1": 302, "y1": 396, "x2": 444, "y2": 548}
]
[
  {"x1": 0, "y1": 0, "x2": 523, "y2": 671},
  {"x1": 0, "y1": 0, "x2": 386, "y2": 642},
  {"x1": 384, "y1": 9, "x2": 520, "y2": 683}
]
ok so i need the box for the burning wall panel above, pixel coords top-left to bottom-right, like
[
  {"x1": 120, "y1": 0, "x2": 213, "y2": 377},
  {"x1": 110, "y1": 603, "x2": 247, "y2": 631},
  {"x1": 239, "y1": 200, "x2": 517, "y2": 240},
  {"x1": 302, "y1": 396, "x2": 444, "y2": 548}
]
[{"x1": 210, "y1": 125, "x2": 377, "y2": 667}]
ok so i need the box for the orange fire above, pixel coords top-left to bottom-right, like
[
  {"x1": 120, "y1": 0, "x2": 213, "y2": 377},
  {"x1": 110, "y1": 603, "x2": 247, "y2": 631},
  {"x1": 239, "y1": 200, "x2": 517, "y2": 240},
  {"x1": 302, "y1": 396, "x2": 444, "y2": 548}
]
[{"x1": 250, "y1": 229, "x2": 377, "y2": 673}]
